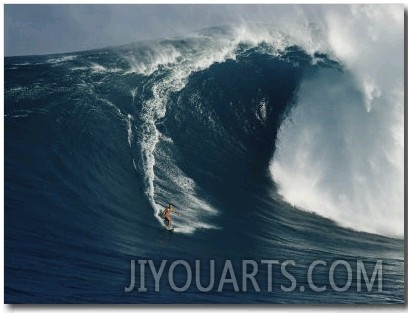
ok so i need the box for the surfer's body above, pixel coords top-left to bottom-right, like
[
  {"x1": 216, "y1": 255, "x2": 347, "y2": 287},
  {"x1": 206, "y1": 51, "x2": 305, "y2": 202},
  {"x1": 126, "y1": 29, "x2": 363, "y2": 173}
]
[{"x1": 162, "y1": 204, "x2": 180, "y2": 229}]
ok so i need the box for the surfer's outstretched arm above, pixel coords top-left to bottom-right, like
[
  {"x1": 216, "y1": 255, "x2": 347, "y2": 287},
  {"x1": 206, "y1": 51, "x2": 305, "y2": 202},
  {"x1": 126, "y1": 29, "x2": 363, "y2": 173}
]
[{"x1": 173, "y1": 208, "x2": 180, "y2": 215}]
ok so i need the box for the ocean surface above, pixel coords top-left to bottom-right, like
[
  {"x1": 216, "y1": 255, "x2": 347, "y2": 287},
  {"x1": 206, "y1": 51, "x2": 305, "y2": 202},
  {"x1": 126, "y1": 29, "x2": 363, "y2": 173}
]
[{"x1": 5, "y1": 24, "x2": 404, "y2": 303}]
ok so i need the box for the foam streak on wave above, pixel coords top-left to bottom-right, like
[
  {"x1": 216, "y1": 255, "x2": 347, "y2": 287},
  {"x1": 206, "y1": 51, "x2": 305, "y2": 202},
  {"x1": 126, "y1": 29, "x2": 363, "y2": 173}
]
[{"x1": 133, "y1": 35, "x2": 238, "y2": 224}]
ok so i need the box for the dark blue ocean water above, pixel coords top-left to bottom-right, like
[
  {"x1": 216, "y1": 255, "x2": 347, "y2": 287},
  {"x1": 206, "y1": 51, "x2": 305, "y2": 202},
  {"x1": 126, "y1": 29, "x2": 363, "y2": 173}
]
[{"x1": 4, "y1": 30, "x2": 404, "y2": 303}]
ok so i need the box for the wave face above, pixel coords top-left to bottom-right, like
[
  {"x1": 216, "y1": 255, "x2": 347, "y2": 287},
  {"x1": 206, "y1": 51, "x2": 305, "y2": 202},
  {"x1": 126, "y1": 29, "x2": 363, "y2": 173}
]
[{"x1": 5, "y1": 5, "x2": 404, "y2": 304}]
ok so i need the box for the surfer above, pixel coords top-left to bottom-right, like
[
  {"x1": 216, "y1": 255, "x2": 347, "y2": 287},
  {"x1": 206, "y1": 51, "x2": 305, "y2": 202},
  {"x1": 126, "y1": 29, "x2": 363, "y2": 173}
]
[{"x1": 162, "y1": 204, "x2": 180, "y2": 229}]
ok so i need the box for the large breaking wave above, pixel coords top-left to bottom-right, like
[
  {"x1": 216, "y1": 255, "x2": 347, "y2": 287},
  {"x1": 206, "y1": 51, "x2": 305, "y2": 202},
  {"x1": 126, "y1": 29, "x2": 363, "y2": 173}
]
[{"x1": 121, "y1": 4, "x2": 402, "y2": 237}]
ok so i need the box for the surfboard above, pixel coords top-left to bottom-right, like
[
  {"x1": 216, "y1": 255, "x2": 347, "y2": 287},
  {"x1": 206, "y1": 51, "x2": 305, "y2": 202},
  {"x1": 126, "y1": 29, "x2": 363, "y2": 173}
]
[{"x1": 165, "y1": 226, "x2": 175, "y2": 232}]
